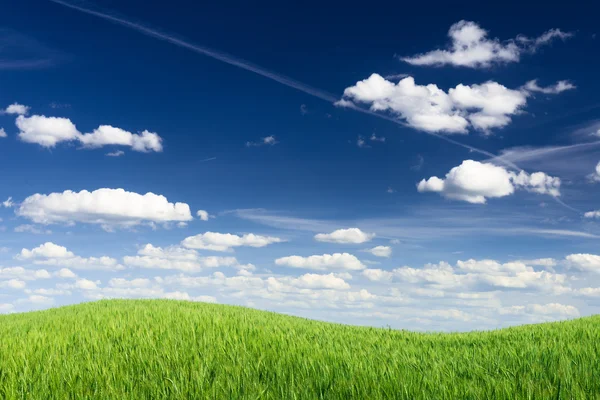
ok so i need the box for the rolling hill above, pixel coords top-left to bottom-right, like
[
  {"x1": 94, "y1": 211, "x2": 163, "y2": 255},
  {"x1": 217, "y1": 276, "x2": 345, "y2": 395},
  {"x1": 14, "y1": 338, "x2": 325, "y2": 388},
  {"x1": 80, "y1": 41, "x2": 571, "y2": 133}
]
[{"x1": 1, "y1": 299, "x2": 599, "y2": 399}]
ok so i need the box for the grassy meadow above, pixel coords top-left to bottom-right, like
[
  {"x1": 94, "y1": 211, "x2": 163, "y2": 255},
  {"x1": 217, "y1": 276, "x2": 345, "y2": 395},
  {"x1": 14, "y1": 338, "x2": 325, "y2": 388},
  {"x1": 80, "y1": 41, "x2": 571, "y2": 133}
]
[{"x1": 0, "y1": 299, "x2": 599, "y2": 399}]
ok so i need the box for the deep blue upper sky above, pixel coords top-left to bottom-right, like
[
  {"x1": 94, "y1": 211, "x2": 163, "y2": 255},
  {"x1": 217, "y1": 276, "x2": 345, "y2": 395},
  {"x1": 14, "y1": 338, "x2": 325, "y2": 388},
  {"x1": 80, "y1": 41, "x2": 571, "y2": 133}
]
[{"x1": 0, "y1": 0, "x2": 599, "y2": 330}]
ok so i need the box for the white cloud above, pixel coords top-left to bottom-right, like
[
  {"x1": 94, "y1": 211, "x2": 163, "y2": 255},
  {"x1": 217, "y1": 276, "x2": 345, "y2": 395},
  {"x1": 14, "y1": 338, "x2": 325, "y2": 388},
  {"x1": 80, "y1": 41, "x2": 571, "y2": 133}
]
[
  {"x1": 109, "y1": 278, "x2": 151, "y2": 288},
  {"x1": 55, "y1": 268, "x2": 77, "y2": 278},
  {"x1": 0, "y1": 279, "x2": 26, "y2": 289},
  {"x1": 123, "y1": 244, "x2": 239, "y2": 272},
  {"x1": 0, "y1": 128, "x2": 6, "y2": 138},
  {"x1": 500, "y1": 303, "x2": 579, "y2": 318},
  {"x1": 314, "y1": 228, "x2": 375, "y2": 244},
  {"x1": 4, "y1": 103, "x2": 30, "y2": 115},
  {"x1": 366, "y1": 246, "x2": 392, "y2": 258},
  {"x1": 417, "y1": 160, "x2": 560, "y2": 203},
  {"x1": 400, "y1": 21, "x2": 572, "y2": 68},
  {"x1": 0, "y1": 267, "x2": 52, "y2": 281},
  {"x1": 79, "y1": 125, "x2": 162, "y2": 152},
  {"x1": 181, "y1": 232, "x2": 283, "y2": 252},
  {"x1": 19, "y1": 295, "x2": 54, "y2": 306},
  {"x1": 16, "y1": 115, "x2": 80, "y2": 147},
  {"x1": 340, "y1": 74, "x2": 539, "y2": 134},
  {"x1": 246, "y1": 135, "x2": 278, "y2": 147},
  {"x1": 523, "y1": 80, "x2": 576, "y2": 94},
  {"x1": 19, "y1": 242, "x2": 74, "y2": 259},
  {"x1": 2, "y1": 197, "x2": 14, "y2": 208},
  {"x1": 275, "y1": 253, "x2": 366, "y2": 271},
  {"x1": 14, "y1": 224, "x2": 52, "y2": 234},
  {"x1": 272, "y1": 273, "x2": 351, "y2": 290},
  {"x1": 106, "y1": 150, "x2": 125, "y2": 157},
  {"x1": 448, "y1": 82, "x2": 527, "y2": 131},
  {"x1": 0, "y1": 303, "x2": 14, "y2": 314},
  {"x1": 17, "y1": 188, "x2": 192, "y2": 228},
  {"x1": 196, "y1": 210, "x2": 209, "y2": 221},
  {"x1": 370, "y1": 133, "x2": 385, "y2": 142},
  {"x1": 363, "y1": 258, "x2": 569, "y2": 293},
  {"x1": 584, "y1": 211, "x2": 600, "y2": 219},
  {"x1": 565, "y1": 254, "x2": 600, "y2": 273},
  {"x1": 75, "y1": 279, "x2": 99, "y2": 290},
  {"x1": 587, "y1": 161, "x2": 600, "y2": 183},
  {"x1": 19, "y1": 242, "x2": 124, "y2": 271},
  {"x1": 15, "y1": 115, "x2": 162, "y2": 152}
]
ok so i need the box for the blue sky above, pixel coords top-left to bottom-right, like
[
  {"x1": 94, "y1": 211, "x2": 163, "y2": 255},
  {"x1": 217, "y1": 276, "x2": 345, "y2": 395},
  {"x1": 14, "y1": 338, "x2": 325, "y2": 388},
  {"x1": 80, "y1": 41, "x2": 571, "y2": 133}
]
[{"x1": 1, "y1": 0, "x2": 599, "y2": 330}]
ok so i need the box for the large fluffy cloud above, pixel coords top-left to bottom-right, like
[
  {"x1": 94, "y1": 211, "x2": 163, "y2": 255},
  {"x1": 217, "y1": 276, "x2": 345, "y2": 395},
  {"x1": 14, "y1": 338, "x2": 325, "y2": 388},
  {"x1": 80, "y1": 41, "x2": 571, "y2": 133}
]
[
  {"x1": 16, "y1": 188, "x2": 192, "y2": 229},
  {"x1": 181, "y1": 232, "x2": 283, "y2": 252},
  {"x1": 417, "y1": 160, "x2": 560, "y2": 203},
  {"x1": 400, "y1": 21, "x2": 572, "y2": 68},
  {"x1": 275, "y1": 253, "x2": 366, "y2": 271},
  {"x1": 314, "y1": 228, "x2": 375, "y2": 244},
  {"x1": 16, "y1": 115, "x2": 162, "y2": 152},
  {"x1": 339, "y1": 74, "x2": 539, "y2": 134}
]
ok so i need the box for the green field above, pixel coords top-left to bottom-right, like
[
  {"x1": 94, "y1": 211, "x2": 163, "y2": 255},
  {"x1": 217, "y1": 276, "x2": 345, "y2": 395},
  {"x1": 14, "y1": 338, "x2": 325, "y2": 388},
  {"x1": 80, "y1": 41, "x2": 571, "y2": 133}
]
[{"x1": 1, "y1": 300, "x2": 599, "y2": 399}]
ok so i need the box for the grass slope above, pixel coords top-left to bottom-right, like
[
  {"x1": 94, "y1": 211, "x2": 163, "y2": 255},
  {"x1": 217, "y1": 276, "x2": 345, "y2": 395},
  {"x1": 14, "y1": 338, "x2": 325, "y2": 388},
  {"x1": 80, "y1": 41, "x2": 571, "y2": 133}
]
[{"x1": 1, "y1": 300, "x2": 599, "y2": 399}]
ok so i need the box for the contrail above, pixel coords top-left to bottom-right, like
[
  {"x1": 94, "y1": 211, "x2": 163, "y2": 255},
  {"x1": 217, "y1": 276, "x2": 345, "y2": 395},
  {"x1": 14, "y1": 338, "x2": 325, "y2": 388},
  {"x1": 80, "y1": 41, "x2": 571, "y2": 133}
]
[
  {"x1": 48, "y1": 0, "x2": 509, "y2": 164},
  {"x1": 49, "y1": 0, "x2": 580, "y2": 212}
]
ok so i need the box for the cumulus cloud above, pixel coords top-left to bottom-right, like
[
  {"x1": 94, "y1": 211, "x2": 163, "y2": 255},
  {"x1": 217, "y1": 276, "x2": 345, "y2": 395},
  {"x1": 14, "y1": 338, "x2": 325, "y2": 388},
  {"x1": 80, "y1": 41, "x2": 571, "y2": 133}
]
[
  {"x1": 15, "y1": 115, "x2": 162, "y2": 152},
  {"x1": 181, "y1": 232, "x2": 283, "y2": 252},
  {"x1": 340, "y1": 74, "x2": 538, "y2": 134},
  {"x1": 565, "y1": 254, "x2": 600, "y2": 273},
  {"x1": 16, "y1": 115, "x2": 80, "y2": 147},
  {"x1": 16, "y1": 188, "x2": 192, "y2": 229},
  {"x1": 123, "y1": 243, "x2": 240, "y2": 273},
  {"x1": 587, "y1": 161, "x2": 600, "y2": 183},
  {"x1": 106, "y1": 150, "x2": 125, "y2": 157},
  {"x1": 19, "y1": 242, "x2": 124, "y2": 271},
  {"x1": 500, "y1": 303, "x2": 579, "y2": 319},
  {"x1": 275, "y1": 253, "x2": 366, "y2": 271},
  {"x1": 523, "y1": 80, "x2": 576, "y2": 94},
  {"x1": 314, "y1": 228, "x2": 375, "y2": 244},
  {"x1": 366, "y1": 246, "x2": 392, "y2": 258},
  {"x1": 0, "y1": 128, "x2": 6, "y2": 138},
  {"x1": 363, "y1": 258, "x2": 569, "y2": 293},
  {"x1": 584, "y1": 210, "x2": 600, "y2": 219},
  {"x1": 196, "y1": 210, "x2": 209, "y2": 221},
  {"x1": 4, "y1": 103, "x2": 30, "y2": 115},
  {"x1": 0, "y1": 266, "x2": 52, "y2": 281},
  {"x1": 417, "y1": 160, "x2": 560, "y2": 203},
  {"x1": 400, "y1": 21, "x2": 572, "y2": 68}
]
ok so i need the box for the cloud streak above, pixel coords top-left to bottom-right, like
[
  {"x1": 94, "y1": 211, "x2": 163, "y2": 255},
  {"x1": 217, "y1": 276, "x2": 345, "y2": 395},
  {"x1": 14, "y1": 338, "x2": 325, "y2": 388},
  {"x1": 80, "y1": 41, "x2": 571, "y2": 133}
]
[{"x1": 49, "y1": 0, "x2": 518, "y2": 167}]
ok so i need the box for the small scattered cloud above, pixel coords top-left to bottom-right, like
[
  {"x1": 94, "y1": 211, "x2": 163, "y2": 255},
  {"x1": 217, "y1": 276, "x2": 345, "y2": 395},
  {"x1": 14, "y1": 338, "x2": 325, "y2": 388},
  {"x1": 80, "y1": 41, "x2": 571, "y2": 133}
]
[
  {"x1": 3, "y1": 103, "x2": 30, "y2": 116},
  {"x1": 275, "y1": 253, "x2": 366, "y2": 271},
  {"x1": 196, "y1": 210, "x2": 209, "y2": 221},
  {"x1": 400, "y1": 21, "x2": 573, "y2": 68},
  {"x1": 523, "y1": 80, "x2": 576, "y2": 94},
  {"x1": 300, "y1": 104, "x2": 308, "y2": 115},
  {"x1": 246, "y1": 135, "x2": 278, "y2": 147},
  {"x1": 387, "y1": 187, "x2": 396, "y2": 194},
  {"x1": 0, "y1": 128, "x2": 7, "y2": 138},
  {"x1": 315, "y1": 228, "x2": 375, "y2": 244},
  {"x1": 365, "y1": 246, "x2": 392, "y2": 258},
  {"x1": 356, "y1": 136, "x2": 369, "y2": 148},
  {"x1": 106, "y1": 150, "x2": 125, "y2": 157},
  {"x1": 181, "y1": 232, "x2": 283, "y2": 252},
  {"x1": 2, "y1": 197, "x2": 13, "y2": 208},
  {"x1": 14, "y1": 224, "x2": 52, "y2": 234},
  {"x1": 370, "y1": 133, "x2": 386, "y2": 142}
]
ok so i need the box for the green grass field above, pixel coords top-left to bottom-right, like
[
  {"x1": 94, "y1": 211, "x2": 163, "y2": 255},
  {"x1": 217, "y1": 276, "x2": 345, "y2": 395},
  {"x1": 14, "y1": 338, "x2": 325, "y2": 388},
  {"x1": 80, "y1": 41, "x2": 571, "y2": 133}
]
[{"x1": 1, "y1": 300, "x2": 599, "y2": 399}]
